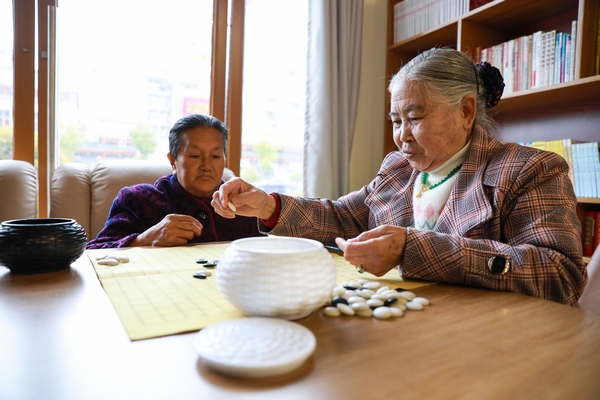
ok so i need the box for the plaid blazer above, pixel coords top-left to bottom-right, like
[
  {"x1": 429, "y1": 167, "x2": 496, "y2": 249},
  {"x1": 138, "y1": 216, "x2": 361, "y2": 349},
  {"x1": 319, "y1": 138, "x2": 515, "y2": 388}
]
[{"x1": 271, "y1": 127, "x2": 586, "y2": 306}]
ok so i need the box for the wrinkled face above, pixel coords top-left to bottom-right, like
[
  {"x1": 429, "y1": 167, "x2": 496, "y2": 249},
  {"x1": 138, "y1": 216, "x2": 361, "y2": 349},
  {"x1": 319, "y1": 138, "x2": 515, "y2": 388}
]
[
  {"x1": 389, "y1": 79, "x2": 472, "y2": 172},
  {"x1": 168, "y1": 127, "x2": 226, "y2": 197}
]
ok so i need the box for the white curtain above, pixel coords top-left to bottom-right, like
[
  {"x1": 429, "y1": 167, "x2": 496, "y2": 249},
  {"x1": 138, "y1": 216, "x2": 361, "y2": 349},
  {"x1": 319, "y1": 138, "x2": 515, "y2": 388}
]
[{"x1": 304, "y1": 0, "x2": 364, "y2": 199}]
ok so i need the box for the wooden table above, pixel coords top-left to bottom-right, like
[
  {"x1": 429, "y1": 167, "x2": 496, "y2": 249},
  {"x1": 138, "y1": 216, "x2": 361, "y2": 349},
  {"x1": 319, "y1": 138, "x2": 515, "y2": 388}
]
[{"x1": 1, "y1": 251, "x2": 600, "y2": 400}]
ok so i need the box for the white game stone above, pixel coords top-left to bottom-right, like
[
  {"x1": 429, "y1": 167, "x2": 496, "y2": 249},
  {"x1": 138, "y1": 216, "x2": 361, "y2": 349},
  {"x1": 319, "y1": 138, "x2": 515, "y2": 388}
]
[
  {"x1": 373, "y1": 307, "x2": 392, "y2": 319},
  {"x1": 323, "y1": 307, "x2": 341, "y2": 317}
]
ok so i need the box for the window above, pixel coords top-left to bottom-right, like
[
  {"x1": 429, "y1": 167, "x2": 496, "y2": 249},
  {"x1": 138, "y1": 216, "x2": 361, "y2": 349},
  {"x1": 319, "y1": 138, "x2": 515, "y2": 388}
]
[
  {"x1": 10, "y1": 0, "x2": 310, "y2": 214},
  {"x1": 56, "y1": 0, "x2": 215, "y2": 164},
  {"x1": 0, "y1": 0, "x2": 13, "y2": 159},
  {"x1": 241, "y1": 0, "x2": 307, "y2": 195}
]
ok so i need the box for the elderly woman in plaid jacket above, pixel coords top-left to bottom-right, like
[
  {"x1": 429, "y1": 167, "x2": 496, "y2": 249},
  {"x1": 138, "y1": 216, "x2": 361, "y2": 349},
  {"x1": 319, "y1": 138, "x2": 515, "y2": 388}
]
[{"x1": 213, "y1": 48, "x2": 586, "y2": 306}]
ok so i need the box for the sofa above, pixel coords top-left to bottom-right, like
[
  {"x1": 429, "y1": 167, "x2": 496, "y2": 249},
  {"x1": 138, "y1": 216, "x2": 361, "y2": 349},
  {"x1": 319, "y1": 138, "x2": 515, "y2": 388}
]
[
  {"x1": 50, "y1": 159, "x2": 234, "y2": 240},
  {"x1": 0, "y1": 160, "x2": 38, "y2": 222}
]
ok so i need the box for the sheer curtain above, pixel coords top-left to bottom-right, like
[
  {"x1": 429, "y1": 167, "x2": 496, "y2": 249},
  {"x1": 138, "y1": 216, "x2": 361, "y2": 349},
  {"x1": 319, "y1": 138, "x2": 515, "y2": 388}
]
[{"x1": 304, "y1": 0, "x2": 364, "y2": 198}]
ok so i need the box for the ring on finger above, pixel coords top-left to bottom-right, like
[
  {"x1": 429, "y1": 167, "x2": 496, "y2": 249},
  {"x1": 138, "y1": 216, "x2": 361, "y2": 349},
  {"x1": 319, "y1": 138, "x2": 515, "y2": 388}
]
[{"x1": 357, "y1": 265, "x2": 365, "y2": 274}]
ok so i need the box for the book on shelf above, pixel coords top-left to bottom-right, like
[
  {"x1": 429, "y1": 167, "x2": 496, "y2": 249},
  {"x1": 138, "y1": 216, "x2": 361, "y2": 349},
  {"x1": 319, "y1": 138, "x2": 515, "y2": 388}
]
[
  {"x1": 583, "y1": 211, "x2": 597, "y2": 257},
  {"x1": 531, "y1": 30, "x2": 543, "y2": 88},
  {"x1": 572, "y1": 142, "x2": 600, "y2": 198},
  {"x1": 546, "y1": 30, "x2": 556, "y2": 87},
  {"x1": 469, "y1": 0, "x2": 493, "y2": 10},
  {"x1": 596, "y1": 212, "x2": 600, "y2": 254},
  {"x1": 564, "y1": 25, "x2": 574, "y2": 82},
  {"x1": 554, "y1": 32, "x2": 565, "y2": 85},
  {"x1": 529, "y1": 140, "x2": 547, "y2": 151},
  {"x1": 505, "y1": 40, "x2": 514, "y2": 94},
  {"x1": 592, "y1": 142, "x2": 600, "y2": 197},
  {"x1": 524, "y1": 33, "x2": 532, "y2": 91},
  {"x1": 393, "y1": 0, "x2": 470, "y2": 44},
  {"x1": 563, "y1": 138, "x2": 584, "y2": 194},
  {"x1": 572, "y1": 143, "x2": 584, "y2": 197},
  {"x1": 596, "y1": 6, "x2": 600, "y2": 75},
  {"x1": 476, "y1": 23, "x2": 575, "y2": 94},
  {"x1": 570, "y1": 20, "x2": 577, "y2": 80}
]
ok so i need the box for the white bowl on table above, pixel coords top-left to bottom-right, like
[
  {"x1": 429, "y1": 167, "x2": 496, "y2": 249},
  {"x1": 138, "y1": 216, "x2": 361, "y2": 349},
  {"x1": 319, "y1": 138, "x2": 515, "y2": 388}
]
[{"x1": 217, "y1": 236, "x2": 337, "y2": 320}]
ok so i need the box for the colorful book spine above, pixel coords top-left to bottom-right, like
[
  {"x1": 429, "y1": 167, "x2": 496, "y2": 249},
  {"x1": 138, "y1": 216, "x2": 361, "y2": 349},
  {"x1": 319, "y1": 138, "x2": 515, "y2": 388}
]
[
  {"x1": 506, "y1": 39, "x2": 514, "y2": 94},
  {"x1": 531, "y1": 31, "x2": 542, "y2": 88},
  {"x1": 494, "y1": 44, "x2": 502, "y2": 74},
  {"x1": 596, "y1": 211, "x2": 600, "y2": 252},
  {"x1": 470, "y1": 0, "x2": 494, "y2": 10},
  {"x1": 554, "y1": 32, "x2": 561, "y2": 85},
  {"x1": 571, "y1": 143, "x2": 580, "y2": 196},
  {"x1": 570, "y1": 20, "x2": 577, "y2": 80},
  {"x1": 586, "y1": 142, "x2": 597, "y2": 198},
  {"x1": 541, "y1": 32, "x2": 547, "y2": 87},
  {"x1": 596, "y1": 143, "x2": 600, "y2": 198},
  {"x1": 590, "y1": 142, "x2": 600, "y2": 198},
  {"x1": 561, "y1": 32, "x2": 568, "y2": 83},
  {"x1": 393, "y1": 0, "x2": 471, "y2": 44},
  {"x1": 526, "y1": 33, "x2": 533, "y2": 89},
  {"x1": 583, "y1": 211, "x2": 597, "y2": 257},
  {"x1": 530, "y1": 141, "x2": 547, "y2": 151},
  {"x1": 549, "y1": 139, "x2": 564, "y2": 158},
  {"x1": 476, "y1": 22, "x2": 576, "y2": 92},
  {"x1": 596, "y1": 6, "x2": 600, "y2": 75},
  {"x1": 573, "y1": 143, "x2": 586, "y2": 197},
  {"x1": 563, "y1": 139, "x2": 584, "y2": 194},
  {"x1": 564, "y1": 33, "x2": 571, "y2": 82},
  {"x1": 581, "y1": 142, "x2": 592, "y2": 198},
  {"x1": 514, "y1": 36, "x2": 521, "y2": 92},
  {"x1": 585, "y1": 142, "x2": 593, "y2": 197},
  {"x1": 547, "y1": 30, "x2": 556, "y2": 86}
]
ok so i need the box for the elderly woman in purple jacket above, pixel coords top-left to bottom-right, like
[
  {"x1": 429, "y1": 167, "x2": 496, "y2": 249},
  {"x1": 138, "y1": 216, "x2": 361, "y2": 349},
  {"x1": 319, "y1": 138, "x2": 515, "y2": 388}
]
[
  {"x1": 212, "y1": 47, "x2": 586, "y2": 306},
  {"x1": 87, "y1": 114, "x2": 264, "y2": 249}
]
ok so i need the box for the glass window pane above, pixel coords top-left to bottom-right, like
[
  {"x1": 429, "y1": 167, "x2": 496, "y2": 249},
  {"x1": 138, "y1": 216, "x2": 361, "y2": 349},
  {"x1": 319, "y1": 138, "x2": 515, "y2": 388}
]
[
  {"x1": 57, "y1": 0, "x2": 213, "y2": 165},
  {"x1": 0, "y1": 1, "x2": 13, "y2": 160},
  {"x1": 242, "y1": 0, "x2": 307, "y2": 195}
]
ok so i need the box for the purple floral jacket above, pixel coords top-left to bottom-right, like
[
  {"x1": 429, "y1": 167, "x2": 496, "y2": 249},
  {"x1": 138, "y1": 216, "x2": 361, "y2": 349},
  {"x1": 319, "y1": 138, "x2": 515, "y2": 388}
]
[
  {"x1": 266, "y1": 127, "x2": 586, "y2": 306},
  {"x1": 87, "y1": 174, "x2": 264, "y2": 249}
]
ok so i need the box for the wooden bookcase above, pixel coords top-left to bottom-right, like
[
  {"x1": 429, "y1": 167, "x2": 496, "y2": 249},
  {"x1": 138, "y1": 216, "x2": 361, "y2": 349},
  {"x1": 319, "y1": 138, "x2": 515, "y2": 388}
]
[{"x1": 385, "y1": 0, "x2": 600, "y2": 261}]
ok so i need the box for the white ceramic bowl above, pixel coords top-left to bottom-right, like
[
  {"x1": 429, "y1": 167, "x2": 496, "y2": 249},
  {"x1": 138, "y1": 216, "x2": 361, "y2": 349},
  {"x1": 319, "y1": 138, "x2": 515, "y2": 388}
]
[{"x1": 217, "y1": 236, "x2": 337, "y2": 320}]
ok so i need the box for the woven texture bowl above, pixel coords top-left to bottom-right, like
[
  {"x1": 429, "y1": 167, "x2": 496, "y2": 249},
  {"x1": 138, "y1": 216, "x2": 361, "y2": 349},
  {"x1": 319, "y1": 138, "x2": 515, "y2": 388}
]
[
  {"x1": 217, "y1": 236, "x2": 337, "y2": 320},
  {"x1": 0, "y1": 218, "x2": 87, "y2": 274}
]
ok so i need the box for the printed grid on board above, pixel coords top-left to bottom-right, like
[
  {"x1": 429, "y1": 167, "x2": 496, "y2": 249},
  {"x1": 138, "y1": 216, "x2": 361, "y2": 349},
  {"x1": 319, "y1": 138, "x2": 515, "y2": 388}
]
[{"x1": 88, "y1": 243, "x2": 433, "y2": 340}]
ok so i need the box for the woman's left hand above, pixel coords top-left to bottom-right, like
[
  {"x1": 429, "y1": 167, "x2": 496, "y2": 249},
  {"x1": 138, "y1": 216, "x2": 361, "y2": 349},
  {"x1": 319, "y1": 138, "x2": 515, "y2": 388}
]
[{"x1": 335, "y1": 225, "x2": 407, "y2": 276}]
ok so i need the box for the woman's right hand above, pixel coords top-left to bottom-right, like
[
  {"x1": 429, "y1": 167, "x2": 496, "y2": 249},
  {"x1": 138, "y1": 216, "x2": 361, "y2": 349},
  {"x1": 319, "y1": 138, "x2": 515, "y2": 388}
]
[
  {"x1": 132, "y1": 214, "x2": 203, "y2": 247},
  {"x1": 335, "y1": 225, "x2": 407, "y2": 277},
  {"x1": 211, "y1": 177, "x2": 276, "y2": 220}
]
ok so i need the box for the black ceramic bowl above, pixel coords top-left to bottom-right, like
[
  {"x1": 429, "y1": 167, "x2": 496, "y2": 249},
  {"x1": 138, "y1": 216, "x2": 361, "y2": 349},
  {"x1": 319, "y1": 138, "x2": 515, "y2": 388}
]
[{"x1": 0, "y1": 218, "x2": 87, "y2": 274}]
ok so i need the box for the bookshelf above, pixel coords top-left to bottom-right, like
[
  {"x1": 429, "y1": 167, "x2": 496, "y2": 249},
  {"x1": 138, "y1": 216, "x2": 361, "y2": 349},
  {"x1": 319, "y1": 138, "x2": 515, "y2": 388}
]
[{"x1": 385, "y1": 0, "x2": 600, "y2": 260}]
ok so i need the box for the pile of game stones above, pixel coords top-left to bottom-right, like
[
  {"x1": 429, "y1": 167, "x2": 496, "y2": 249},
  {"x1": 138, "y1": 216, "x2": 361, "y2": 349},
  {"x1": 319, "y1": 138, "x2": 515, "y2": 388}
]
[
  {"x1": 323, "y1": 280, "x2": 430, "y2": 320},
  {"x1": 193, "y1": 258, "x2": 218, "y2": 279},
  {"x1": 95, "y1": 254, "x2": 130, "y2": 265}
]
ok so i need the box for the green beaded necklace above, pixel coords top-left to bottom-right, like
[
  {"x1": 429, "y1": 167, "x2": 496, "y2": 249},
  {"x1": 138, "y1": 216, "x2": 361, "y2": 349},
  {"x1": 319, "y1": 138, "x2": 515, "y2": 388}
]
[{"x1": 416, "y1": 163, "x2": 463, "y2": 198}]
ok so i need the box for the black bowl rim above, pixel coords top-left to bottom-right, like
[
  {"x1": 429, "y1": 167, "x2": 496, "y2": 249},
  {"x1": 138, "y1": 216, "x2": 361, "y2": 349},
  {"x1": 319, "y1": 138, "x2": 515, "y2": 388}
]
[{"x1": 1, "y1": 218, "x2": 78, "y2": 227}]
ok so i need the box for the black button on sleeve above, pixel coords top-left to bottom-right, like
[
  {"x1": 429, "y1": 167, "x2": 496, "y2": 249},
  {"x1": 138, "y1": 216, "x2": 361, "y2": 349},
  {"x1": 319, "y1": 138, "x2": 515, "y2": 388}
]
[{"x1": 488, "y1": 256, "x2": 510, "y2": 274}]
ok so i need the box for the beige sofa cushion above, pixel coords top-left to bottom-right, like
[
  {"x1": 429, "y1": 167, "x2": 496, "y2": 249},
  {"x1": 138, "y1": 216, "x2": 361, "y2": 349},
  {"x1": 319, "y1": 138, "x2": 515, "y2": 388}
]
[
  {"x1": 89, "y1": 160, "x2": 173, "y2": 240},
  {"x1": 50, "y1": 162, "x2": 92, "y2": 236},
  {"x1": 51, "y1": 160, "x2": 172, "y2": 240},
  {"x1": 0, "y1": 160, "x2": 38, "y2": 222}
]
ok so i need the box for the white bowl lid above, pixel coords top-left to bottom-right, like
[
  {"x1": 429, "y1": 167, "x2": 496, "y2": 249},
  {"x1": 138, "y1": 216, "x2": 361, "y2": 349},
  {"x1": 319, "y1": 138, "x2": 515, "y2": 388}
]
[
  {"x1": 194, "y1": 317, "x2": 316, "y2": 378},
  {"x1": 230, "y1": 236, "x2": 323, "y2": 254}
]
